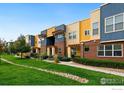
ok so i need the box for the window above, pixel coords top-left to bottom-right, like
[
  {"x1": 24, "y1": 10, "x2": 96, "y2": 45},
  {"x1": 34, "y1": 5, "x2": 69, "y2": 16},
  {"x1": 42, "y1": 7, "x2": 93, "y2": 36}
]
[
  {"x1": 115, "y1": 14, "x2": 123, "y2": 31},
  {"x1": 84, "y1": 46, "x2": 90, "y2": 52},
  {"x1": 92, "y1": 22, "x2": 98, "y2": 35},
  {"x1": 73, "y1": 32, "x2": 76, "y2": 39},
  {"x1": 105, "y1": 13, "x2": 124, "y2": 33},
  {"x1": 85, "y1": 30, "x2": 90, "y2": 36},
  {"x1": 97, "y1": 45, "x2": 104, "y2": 56},
  {"x1": 69, "y1": 33, "x2": 72, "y2": 39},
  {"x1": 97, "y1": 44, "x2": 123, "y2": 57},
  {"x1": 68, "y1": 32, "x2": 76, "y2": 39},
  {"x1": 58, "y1": 34, "x2": 64, "y2": 39},
  {"x1": 71, "y1": 48, "x2": 76, "y2": 56},
  {"x1": 114, "y1": 44, "x2": 122, "y2": 56},
  {"x1": 58, "y1": 48, "x2": 62, "y2": 54},
  {"x1": 106, "y1": 17, "x2": 113, "y2": 32}
]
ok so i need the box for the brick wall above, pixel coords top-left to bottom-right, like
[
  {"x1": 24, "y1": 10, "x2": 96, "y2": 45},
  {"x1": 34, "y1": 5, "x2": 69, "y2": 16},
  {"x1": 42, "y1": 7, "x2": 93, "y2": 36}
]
[
  {"x1": 55, "y1": 41, "x2": 66, "y2": 56},
  {"x1": 81, "y1": 40, "x2": 124, "y2": 62}
]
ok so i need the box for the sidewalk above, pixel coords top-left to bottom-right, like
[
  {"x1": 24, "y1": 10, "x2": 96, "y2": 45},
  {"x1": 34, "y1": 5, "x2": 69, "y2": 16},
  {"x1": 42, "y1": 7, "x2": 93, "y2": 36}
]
[{"x1": 44, "y1": 60, "x2": 124, "y2": 77}]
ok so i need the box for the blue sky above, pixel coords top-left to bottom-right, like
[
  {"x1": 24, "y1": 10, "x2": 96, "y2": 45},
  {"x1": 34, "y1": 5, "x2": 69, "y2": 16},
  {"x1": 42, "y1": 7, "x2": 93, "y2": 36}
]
[{"x1": 0, "y1": 3, "x2": 101, "y2": 42}]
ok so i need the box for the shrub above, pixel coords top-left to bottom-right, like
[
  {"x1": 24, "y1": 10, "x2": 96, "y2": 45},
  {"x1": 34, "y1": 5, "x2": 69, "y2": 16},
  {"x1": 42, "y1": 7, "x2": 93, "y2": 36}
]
[
  {"x1": 58, "y1": 56, "x2": 71, "y2": 62},
  {"x1": 30, "y1": 53, "x2": 39, "y2": 58},
  {"x1": 40, "y1": 52, "x2": 48, "y2": 59},
  {"x1": 48, "y1": 55, "x2": 54, "y2": 60},
  {"x1": 73, "y1": 57, "x2": 124, "y2": 69}
]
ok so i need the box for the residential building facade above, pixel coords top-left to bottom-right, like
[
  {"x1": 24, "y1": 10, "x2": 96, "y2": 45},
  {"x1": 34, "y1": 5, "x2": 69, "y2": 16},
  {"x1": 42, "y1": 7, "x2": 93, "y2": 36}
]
[
  {"x1": 53, "y1": 24, "x2": 66, "y2": 56},
  {"x1": 41, "y1": 30, "x2": 47, "y2": 54},
  {"x1": 66, "y1": 21, "x2": 80, "y2": 57},
  {"x1": 34, "y1": 35, "x2": 41, "y2": 53},
  {"x1": 46, "y1": 27, "x2": 56, "y2": 56},
  {"x1": 25, "y1": 3, "x2": 124, "y2": 62},
  {"x1": 99, "y1": 3, "x2": 124, "y2": 61}
]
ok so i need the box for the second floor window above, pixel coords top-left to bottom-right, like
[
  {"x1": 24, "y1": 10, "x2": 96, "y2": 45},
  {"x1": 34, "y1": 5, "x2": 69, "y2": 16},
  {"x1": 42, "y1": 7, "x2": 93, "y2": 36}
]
[
  {"x1": 92, "y1": 22, "x2": 98, "y2": 36},
  {"x1": 105, "y1": 13, "x2": 124, "y2": 33},
  {"x1": 85, "y1": 30, "x2": 90, "y2": 36},
  {"x1": 69, "y1": 31, "x2": 76, "y2": 39}
]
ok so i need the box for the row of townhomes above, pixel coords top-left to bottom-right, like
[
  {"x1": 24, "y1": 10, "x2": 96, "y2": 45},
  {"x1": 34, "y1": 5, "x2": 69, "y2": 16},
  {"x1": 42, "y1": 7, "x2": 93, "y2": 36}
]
[{"x1": 25, "y1": 3, "x2": 124, "y2": 62}]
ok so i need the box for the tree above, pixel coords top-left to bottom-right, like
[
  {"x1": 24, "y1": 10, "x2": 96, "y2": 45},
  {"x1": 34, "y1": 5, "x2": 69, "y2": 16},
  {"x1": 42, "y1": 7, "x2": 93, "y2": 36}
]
[
  {"x1": 15, "y1": 35, "x2": 31, "y2": 58},
  {"x1": 0, "y1": 39, "x2": 5, "y2": 63}
]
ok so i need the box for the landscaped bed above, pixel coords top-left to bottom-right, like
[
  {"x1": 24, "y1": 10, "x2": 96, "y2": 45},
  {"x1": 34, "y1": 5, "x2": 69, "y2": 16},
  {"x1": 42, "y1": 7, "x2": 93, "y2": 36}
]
[
  {"x1": 1, "y1": 54, "x2": 124, "y2": 85},
  {"x1": 73, "y1": 57, "x2": 124, "y2": 69}
]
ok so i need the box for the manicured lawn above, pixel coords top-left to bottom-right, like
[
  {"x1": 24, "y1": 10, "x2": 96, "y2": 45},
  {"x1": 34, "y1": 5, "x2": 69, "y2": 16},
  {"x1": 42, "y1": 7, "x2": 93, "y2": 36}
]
[
  {"x1": 1, "y1": 54, "x2": 124, "y2": 85},
  {"x1": 0, "y1": 60, "x2": 81, "y2": 85}
]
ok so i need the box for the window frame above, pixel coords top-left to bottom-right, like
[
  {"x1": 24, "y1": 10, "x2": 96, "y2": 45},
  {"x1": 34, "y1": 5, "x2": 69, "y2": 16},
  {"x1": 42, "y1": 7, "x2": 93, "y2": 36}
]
[
  {"x1": 105, "y1": 13, "x2": 124, "y2": 33},
  {"x1": 84, "y1": 30, "x2": 90, "y2": 36},
  {"x1": 97, "y1": 44, "x2": 123, "y2": 57},
  {"x1": 92, "y1": 22, "x2": 99, "y2": 36}
]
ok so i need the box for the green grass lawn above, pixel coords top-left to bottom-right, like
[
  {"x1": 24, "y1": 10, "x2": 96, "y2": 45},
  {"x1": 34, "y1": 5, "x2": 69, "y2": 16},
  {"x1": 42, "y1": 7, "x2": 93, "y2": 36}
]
[
  {"x1": 0, "y1": 60, "x2": 81, "y2": 85},
  {"x1": 1, "y1": 54, "x2": 124, "y2": 85}
]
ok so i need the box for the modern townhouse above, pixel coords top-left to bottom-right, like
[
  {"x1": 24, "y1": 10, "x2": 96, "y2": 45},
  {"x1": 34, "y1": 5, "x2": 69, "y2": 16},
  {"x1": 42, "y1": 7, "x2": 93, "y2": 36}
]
[
  {"x1": 25, "y1": 35, "x2": 35, "y2": 53},
  {"x1": 53, "y1": 24, "x2": 66, "y2": 57},
  {"x1": 46, "y1": 27, "x2": 56, "y2": 56},
  {"x1": 80, "y1": 18, "x2": 91, "y2": 57},
  {"x1": 98, "y1": 3, "x2": 124, "y2": 61},
  {"x1": 80, "y1": 9, "x2": 100, "y2": 59},
  {"x1": 66, "y1": 21, "x2": 80, "y2": 58},
  {"x1": 34, "y1": 35, "x2": 41, "y2": 53},
  {"x1": 41, "y1": 30, "x2": 47, "y2": 54}
]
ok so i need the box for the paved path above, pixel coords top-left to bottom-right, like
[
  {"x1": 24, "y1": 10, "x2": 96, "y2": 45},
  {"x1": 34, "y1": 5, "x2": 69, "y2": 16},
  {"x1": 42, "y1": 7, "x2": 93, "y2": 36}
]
[
  {"x1": 1, "y1": 58, "x2": 88, "y2": 84},
  {"x1": 44, "y1": 60, "x2": 124, "y2": 77}
]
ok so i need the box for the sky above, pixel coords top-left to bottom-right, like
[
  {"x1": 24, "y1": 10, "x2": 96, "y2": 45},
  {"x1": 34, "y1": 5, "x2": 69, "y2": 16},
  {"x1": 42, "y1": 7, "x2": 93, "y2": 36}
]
[{"x1": 0, "y1": 3, "x2": 101, "y2": 42}]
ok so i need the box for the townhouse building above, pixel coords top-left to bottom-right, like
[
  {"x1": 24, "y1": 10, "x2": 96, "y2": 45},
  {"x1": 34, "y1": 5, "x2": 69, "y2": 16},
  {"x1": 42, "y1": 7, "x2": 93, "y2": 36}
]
[
  {"x1": 80, "y1": 18, "x2": 91, "y2": 57},
  {"x1": 46, "y1": 27, "x2": 56, "y2": 56},
  {"x1": 66, "y1": 21, "x2": 80, "y2": 58},
  {"x1": 53, "y1": 24, "x2": 66, "y2": 57},
  {"x1": 26, "y1": 3, "x2": 124, "y2": 62},
  {"x1": 99, "y1": 3, "x2": 124, "y2": 61},
  {"x1": 41, "y1": 30, "x2": 47, "y2": 54},
  {"x1": 80, "y1": 9, "x2": 101, "y2": 59},
  {"x1": 34, "y1": 35, "x2": 41, "y2": 53},
  {"x1": 25, "y1": 35, "x2": 35, "y2": 53}
]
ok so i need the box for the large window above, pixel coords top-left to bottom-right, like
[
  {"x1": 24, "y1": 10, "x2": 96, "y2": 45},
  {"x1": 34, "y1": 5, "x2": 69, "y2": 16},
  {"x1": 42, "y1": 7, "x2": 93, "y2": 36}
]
[
  {"x1": 68, "y1": 32, "x2": 76, "y2": 39},
  {"x1": 105, "y1": 13, "x2": 124, "y2": 33},
  {"x1": 115, "y1": 14, "x2": 123, "y2": 31},
  {"x1": 92, "y1": 22, "x2": 99, "y2": 35},
  {"x1": 97, "y1": 44, "x2": 123, "y2": 57},
  {"x1": 106, "y1": 17, "x2": 113, "y2": 32}
]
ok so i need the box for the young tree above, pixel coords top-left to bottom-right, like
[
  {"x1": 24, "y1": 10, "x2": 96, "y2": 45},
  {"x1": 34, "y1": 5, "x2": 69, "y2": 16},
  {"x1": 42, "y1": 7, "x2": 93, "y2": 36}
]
[
  {"x1": 15, "y1": 35, "x2": 31, "y2": 58},
  {"x1": 0, "y1": 39, "x2": 5, "y2": 63}
]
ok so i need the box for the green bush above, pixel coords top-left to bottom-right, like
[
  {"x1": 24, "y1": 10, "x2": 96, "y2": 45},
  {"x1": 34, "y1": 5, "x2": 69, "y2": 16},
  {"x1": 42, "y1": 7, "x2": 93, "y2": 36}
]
[
  {"x1": 30, "y1": 53, "x2": 39, "y2": 58},
  {"x1": 73, "y1": 57, "x2": 124, "y2": 69},
  {"x1": 58, "y1": 56, "x2": 71, "y2": 62}
]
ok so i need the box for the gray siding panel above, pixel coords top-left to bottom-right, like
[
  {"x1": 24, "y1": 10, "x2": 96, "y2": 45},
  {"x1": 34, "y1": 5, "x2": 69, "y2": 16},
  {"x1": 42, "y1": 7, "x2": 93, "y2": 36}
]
[{"x1": 100, "y1": 3, "x2": 124, "y2": 42}]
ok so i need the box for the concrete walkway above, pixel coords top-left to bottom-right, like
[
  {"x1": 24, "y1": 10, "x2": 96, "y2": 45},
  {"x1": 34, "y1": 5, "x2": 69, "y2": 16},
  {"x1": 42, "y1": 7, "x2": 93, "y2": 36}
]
[
  {"x1": 1, "y1": 58, "x2": 88, "y2": 84},
  {"x1": 44, "y1": 60, "x2": 124, "y2": 77}
]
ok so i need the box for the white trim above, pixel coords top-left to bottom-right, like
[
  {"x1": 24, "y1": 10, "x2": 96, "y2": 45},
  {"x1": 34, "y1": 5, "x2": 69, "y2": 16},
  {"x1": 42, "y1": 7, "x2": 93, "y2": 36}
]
[
  {"x1": 100, "y1": 39, "x2": 124, "y2": 43},
  {"x1": 105, "y1": 12, "x2": 124, "y2": 33},
  {"x1": 97, "y1": 44, "x2": 123, "y2": 57}
]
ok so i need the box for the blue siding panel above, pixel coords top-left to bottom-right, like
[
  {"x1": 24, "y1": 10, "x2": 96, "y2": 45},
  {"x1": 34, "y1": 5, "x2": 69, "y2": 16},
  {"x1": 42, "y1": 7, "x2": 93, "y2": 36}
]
[{"x1": 100, "y1": 3, "x2": 124, "y2": 42}]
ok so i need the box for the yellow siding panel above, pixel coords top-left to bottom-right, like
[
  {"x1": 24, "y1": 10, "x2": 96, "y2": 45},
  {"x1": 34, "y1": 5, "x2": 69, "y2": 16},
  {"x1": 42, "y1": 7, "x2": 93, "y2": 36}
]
[
  {"x1": 80, "y1": 18, "x2": 91, "y2": 42},
  {"x1": 47, "y1": 27, "x2": 55, "y2": 37}
]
